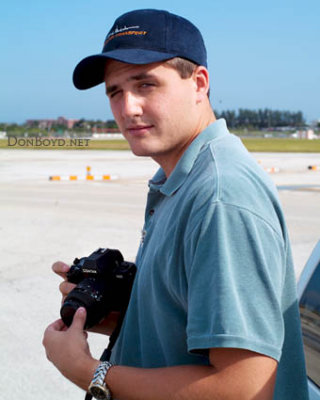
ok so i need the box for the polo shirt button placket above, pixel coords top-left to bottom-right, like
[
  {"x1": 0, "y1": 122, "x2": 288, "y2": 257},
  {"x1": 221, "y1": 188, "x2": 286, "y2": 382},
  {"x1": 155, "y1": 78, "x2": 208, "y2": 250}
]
[{"x1": 140, "y1": 208, "x2": 155, "y2": 250}]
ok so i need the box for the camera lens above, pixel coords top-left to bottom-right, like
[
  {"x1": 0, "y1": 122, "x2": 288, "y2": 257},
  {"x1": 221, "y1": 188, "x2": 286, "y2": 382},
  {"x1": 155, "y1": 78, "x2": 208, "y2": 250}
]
[
  {"x1": 60, "y1": 278, "x2": 110, "y2": 329},
  {"x1": 60, "y1": 298, "x2": 84, "y2": 327}
]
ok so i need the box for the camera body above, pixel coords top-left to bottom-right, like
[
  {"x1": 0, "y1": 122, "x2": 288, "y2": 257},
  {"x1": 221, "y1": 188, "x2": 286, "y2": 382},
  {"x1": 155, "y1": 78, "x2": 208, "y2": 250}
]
[{"x1": 60, "y1": 248, "x2": 136, "y2": 329}]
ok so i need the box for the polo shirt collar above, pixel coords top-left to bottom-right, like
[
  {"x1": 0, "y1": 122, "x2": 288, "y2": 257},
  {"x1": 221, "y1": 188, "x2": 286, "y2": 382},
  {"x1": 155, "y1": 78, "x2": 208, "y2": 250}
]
[{"x1": 149, "y1": 119, "x2": 229, "y2": 196}]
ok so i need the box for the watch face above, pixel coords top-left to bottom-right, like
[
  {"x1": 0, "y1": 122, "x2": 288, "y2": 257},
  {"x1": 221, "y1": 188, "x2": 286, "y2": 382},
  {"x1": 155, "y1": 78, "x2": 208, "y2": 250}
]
[{"x1": 89, "y1": 384, "x2": 110, "y2": 400}]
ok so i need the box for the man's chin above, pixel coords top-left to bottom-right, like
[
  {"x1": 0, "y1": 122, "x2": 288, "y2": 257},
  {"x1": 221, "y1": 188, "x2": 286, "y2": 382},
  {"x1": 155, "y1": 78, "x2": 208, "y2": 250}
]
[
  {"x1": 127, "y1": 141, "x2": 153, "y2": 157},
  {"x1": 130, "y1": 147, "x2": 151, "y2": 157}
]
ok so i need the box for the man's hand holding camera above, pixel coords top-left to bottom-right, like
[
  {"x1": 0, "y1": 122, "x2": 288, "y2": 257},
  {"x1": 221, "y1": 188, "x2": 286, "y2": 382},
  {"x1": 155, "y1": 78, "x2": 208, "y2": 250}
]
[
  {"x1": 43, "y1": 260, "x2": 98, "y2": 391},
  {"x1": 43, "y1": 306, "x2": 99, "y2": 391},
  {"x1": 53, "y1": 261, "x2": 76, "y2": 302},
  {"x1": 43, "y1": 248, "x2": 137, "y2": 395}
]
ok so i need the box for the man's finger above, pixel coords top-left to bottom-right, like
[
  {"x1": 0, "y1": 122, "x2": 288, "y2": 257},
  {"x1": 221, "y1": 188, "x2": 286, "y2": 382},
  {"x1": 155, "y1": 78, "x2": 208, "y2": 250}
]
[
  {"x1": 70, "y1": 307, "x2": 87, "y2": 331},
  {"x1": 59, "y1": 281, "x2": 76, "y2": 297},
  {"x1": 45, "y1": 318, "x2": 66, "y2": 332},
  {"x1": 52, "y1": 261, "x2": 70, "y2": 279}
]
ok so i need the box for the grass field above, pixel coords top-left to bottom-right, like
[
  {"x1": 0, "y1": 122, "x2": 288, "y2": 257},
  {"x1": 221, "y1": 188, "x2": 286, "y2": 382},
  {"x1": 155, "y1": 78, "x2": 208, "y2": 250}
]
[
  {"x1": 1, "y1": 137, "x2": 320, "y2": 152},
  {"x1": 0, "y1": 138, "x2": 130, "y2": 150},
  {"x1": 241, "y1": 138, "x2": 320, "y2": 152}
]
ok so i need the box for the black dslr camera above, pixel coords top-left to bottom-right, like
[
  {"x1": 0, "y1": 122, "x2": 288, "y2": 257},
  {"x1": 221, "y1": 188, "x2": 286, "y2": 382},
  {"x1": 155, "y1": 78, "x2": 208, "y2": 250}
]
[{"x1": 60, "y1": 248, "x2": 136, "y2": 330}]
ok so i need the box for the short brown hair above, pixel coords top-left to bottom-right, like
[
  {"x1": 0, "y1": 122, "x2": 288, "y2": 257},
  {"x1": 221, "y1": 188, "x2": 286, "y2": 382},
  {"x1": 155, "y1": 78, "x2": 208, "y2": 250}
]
[
  {"x1": 165, "y1": 57, "x2": 210, "y2": 98},
  {"x1": 164, "y1": 57, "x2": 197, "y2": 78}
]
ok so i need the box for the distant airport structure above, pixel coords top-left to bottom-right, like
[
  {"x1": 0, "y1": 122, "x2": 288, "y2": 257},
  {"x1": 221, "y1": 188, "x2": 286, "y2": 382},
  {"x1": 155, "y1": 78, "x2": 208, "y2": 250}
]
[
  {"x1": 26, "y1": 116, "x2": 79, "y2": 130},
  {"x1": 25, "y1": 117, "x2": 120, "y2": 135},
  {"x1": 291, "y1": 129, "x2": 319, "y2": 140}
]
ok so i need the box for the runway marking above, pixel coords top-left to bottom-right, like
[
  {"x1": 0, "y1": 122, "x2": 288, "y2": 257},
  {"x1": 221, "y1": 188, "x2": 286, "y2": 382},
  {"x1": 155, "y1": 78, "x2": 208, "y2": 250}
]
[
  {"x1": 277, "y1": 185, "x2": 320, "y2": 192},
  {"x1": 49, "y1": 175, "x2": 118, "y2": 181}
]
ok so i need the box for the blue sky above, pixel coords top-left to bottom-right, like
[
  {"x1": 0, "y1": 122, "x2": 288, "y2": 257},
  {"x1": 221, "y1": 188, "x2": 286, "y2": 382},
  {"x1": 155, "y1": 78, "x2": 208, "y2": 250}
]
[{"x1": 1, "y1": 0, "x2": 319, "y2": 124}]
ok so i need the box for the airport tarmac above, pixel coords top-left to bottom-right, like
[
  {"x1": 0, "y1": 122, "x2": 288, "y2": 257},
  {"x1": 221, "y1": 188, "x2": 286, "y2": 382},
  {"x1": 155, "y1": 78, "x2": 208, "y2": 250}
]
[{"x1": 0, "y1": 148, "x2": 319, "y2": 399}]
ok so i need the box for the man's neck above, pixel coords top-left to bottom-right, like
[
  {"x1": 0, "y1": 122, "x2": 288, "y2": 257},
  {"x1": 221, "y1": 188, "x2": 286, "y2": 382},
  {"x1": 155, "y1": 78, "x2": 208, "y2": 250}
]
[{"x1": 154, "y1": 110, "x2": 216, "y2": 177}]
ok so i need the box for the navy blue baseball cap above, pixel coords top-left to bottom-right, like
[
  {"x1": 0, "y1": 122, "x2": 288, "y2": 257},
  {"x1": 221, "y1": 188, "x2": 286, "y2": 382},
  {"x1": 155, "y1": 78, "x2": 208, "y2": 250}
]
[{"x1": 73, "y1": 9, "x2": 207, "y2": 90}]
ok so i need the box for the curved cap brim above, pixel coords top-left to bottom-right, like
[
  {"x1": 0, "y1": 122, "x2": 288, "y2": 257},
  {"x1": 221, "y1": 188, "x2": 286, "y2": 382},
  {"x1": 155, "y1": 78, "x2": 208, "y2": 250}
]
[{"x1": 73, "y1": 49, "x2": 177, "y2": 90}]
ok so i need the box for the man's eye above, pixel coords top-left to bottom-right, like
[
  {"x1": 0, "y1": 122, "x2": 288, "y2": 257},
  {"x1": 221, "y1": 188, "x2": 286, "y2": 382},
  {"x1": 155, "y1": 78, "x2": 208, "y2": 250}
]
[
  {"x1": 141, "y1": 83, "x2": 155, "y2": 88},
  {"x1": 110, "y1": 91, "x2": 121, "y2": 98}
]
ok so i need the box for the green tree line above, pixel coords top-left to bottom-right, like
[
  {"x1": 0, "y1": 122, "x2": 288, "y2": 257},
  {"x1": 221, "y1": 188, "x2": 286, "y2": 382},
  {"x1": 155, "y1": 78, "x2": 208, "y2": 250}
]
[
  {"x1": 72, "y1": 119, "x2": 118, "y2": 131},
  {"x1": 215, "y1": 108, "x2": 305, "y2": 129},
  {"x1": 0, "y1": 110, "x2": 308, "y2": 136},
  {"x1": 0, "y1": 119, "x2": 119, "y2": 136}
]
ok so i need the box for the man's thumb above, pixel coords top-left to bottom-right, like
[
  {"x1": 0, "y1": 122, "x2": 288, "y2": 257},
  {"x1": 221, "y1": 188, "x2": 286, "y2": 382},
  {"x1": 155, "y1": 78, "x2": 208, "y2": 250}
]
[{"x1": 70, "y1": 307, "x2": 87, "y2": 331}]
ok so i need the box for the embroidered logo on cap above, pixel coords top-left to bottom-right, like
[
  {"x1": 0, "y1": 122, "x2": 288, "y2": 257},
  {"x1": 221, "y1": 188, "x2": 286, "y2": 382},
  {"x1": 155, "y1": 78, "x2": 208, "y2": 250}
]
[{"x1": 105, "y1": 25, "x2": 147, "y2": 45}]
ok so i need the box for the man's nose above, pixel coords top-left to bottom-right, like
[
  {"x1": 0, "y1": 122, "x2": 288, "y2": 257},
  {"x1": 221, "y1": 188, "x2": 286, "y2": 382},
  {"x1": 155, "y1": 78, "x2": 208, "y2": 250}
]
[{"x1": 121, "y1": 92, "x2": 143, "y2": 118}]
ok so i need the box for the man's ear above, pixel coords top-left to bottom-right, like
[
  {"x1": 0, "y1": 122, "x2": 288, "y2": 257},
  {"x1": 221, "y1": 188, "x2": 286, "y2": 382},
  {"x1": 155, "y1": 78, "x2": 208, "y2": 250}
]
[{"x1": 193, "y1": 66, "x2": 210, "y2": 103}]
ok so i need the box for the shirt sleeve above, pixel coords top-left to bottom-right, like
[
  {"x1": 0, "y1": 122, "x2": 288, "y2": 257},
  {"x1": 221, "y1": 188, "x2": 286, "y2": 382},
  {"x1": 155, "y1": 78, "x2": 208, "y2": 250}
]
[{"x1": 185, "y1": 200, "x2": 286, "y2": 362}]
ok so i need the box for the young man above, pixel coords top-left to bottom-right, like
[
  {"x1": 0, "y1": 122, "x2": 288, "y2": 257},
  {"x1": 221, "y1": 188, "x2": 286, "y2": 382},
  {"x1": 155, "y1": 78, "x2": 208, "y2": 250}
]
[{"x1": 43, "y1": 9, "x2": 309, "y2": 399}]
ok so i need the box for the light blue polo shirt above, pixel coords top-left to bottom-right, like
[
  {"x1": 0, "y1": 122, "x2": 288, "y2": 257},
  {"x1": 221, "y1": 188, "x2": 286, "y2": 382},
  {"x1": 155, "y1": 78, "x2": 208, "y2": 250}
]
[{"x1": 111, "y1": 119, "x2": 308, "y2": 399}]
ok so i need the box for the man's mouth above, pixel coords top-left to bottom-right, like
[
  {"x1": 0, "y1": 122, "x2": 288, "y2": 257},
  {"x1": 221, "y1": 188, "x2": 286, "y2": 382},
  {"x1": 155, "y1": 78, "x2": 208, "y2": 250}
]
[{"x1": 126, "y1": 125, "x2": 153, "y2": 135}]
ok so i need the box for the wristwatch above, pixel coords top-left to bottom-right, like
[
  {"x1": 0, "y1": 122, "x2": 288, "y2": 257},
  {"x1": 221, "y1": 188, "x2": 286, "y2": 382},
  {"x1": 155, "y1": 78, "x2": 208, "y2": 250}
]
[{"x1": 88, "y1": 361, "x2": 113, "y2": 400}]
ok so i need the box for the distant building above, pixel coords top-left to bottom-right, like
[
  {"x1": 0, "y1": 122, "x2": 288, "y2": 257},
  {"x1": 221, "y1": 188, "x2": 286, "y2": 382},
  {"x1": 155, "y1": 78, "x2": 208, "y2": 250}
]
[
  {"x1": 292, "y1": 129, "x2": 319, "y2": 139},
  {"x1": 56, "y1": 116, "x2": 79, "y2": 129},
  {"x1": 310, "y1": 119, "x2": 320, "y2": 128},
  {"x1": 26, "y1": 116, "x2": 79, "y2": 130}
]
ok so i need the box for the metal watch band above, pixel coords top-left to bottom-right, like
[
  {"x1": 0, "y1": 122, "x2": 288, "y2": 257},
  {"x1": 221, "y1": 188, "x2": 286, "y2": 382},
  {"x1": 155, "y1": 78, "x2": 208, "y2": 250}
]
[{"x1": 88, "y1": 361, "x2": 113, "y2": 400}]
